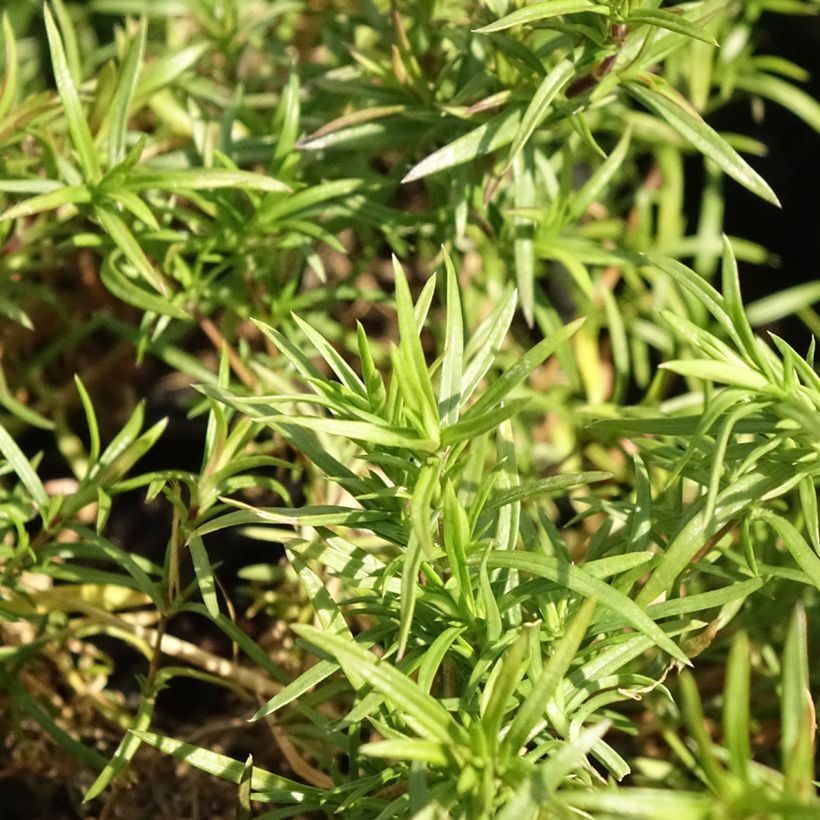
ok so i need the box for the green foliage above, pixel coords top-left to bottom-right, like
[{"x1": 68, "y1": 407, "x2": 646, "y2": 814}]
[{"x1": 1, "y1": 1, "x2": 819, "y2": 818}]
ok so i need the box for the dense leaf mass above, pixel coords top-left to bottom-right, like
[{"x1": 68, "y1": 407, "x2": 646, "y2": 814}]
[{"x1": 0, "y1": 2, "x2": 819, "y2": 818}]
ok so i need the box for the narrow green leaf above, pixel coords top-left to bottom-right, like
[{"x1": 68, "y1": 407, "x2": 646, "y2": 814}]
[
  {"x1": 482, "y1": 627, "x2": 530, "y2": 744},
  {"x1": 184, "y1": 604, "x2": 289, "y2": 685},
  {"x1": 43, "y1": 4, "x2": 100, "y2": 180},
  {"x1": 0, "y1": 668, "x2": 106, "y2": 772},
  {"x1": 0, "y1": 668, "x2": 106, "y2": 771},
  {"x1": 636, "y1": 467, "x2": 802, "y2": 609},
  {"x1": 251, "y1": 660, "x2": 337, "y2": 721},
  {"x1": 51, "y1": 0, "x2": 81, "y2": 84},
  {"x1": 107, "y1": 16, "x2": 147, "y2": 167},
  {"x1": 0, "y1": 298, "x2": 33, "y2": 334},
  {"x1": 134, "y1": 42, "x2": 208, "y2": 100},
  {"x1": 359, "y1": 739, "x2": 450, "y2": 767},
  {"x1": 127, "y1": 168, "x2": 290, "y2": 194},
  {"x1": 402, "y1": 108, "x2": 522, "y2": 183},
  {"x1": 104, "y1": 189, "x2": 159, "y2": 230},
  {"x1": 565, "y1": 788, "x2": 713, "y2": 815},
  {"x1": 443, "y1": 482, "x2": 475, "y2": 614},
  {"x1": 70, "y1": 529, "x2": 162, "y2": 607},
  {"x1": 0, "y1": 13, "x2": 19, "y2": 121},
  {"x1": 495, "y1": 418, "x2": 521, "y2": 559},
  {"x1": 250, "y1": 320, "x2": 324, "y2": 384},
  {"x1": 467, "y1": 317, "x2": 584, "y2": 417},
  {"x1": 762, "y1": 514, "x2": 820, "y2": 591},
  {"x1": 292, "y1": 624, "x2": 465, "y2": 745},
  {"x1": 291, "y1": 314, "x2": 366, "y2": 397},
  {"x1": 259, "y1": 178, "x2": 360, "y2": 222},
  {"x1": 417, "y1": 626, "x2": 465, "y2": 695},
  {"x1": 0, "y1": 421, "x2": 49, "y2": 509},
  {"x1": 798, "y1": 476, "x2": 820, "y2": 555},
  {"x1": 74, "y1": 375, "x2": 100, "y2": 465},
  {"x1": 86, "y1": 403, "x2": 138, "y2": 478},
  {"x1": 626, "y1": 77, "x2": 780, "y2": 206},
  {"x1": 0, "y1": 382, "x2": 53, "y2": 428},
  {"x1": 594, "y1": 578, "x2": 766, "y2": 634},
  {"x1": 398, "y1": 530, "x2": 424, "y2": 660},
  {"x1": 188, "y1": 534, "x2": 219, "y2": 618},
  {"x1": 679, "y1": 670, "x2": 726, "y2": 790},
  {"x1": 91, "y1": 418, "x2": 167, "y2": 491},
  {"x1": 479, "y1": 558, "x2": 502, "y2": 643},
  {"x1": 702, "y1": 404, "x2": 758, "y2": 526},
  {"x1": 293, "y1": 532, "x2": 396, "y2": 590},
  {"x1": 410, "y1": 460, "x2": 438, "y2": 564},
  {"x1": 357, "y1": 322, "x2": 388, "y2": 411},
  {"x1": 273, "y1": 70, "x2": 301, "y2": 164},
  {"x1": 626, "y1": 9, "x2": 719, "y2": 46},
  {"x1": 482, "y1": 551, "x2": 690, "y2": 665},
  {"x1": 568, "y1": 127, "x2": 632, "y2": 221},
  {"x1": 720, "y1": 235, "x2": 773, "y2": 376},
  {"x1": 0, "y1": 184, "x2": 92, "y2": 221},
  {"x1": 474, "y1": 1, "x2": 609, "y2": 34},
  {"x1": 393, "y1": 258, "x2": 439, "y2": 439},
  {"x1": 746, "y1": 280, "x2": 820, "y2": 326},
  {"x1": 95, "y1": 207, "x2": 168, "y2": 295},
  {"x1": 297, "y1": 104, "x2": 406, "y2": 149},
  {"x1": 584, "y1": 552, "x2": 654, "y2": 579},
  {"x1": 723, "y1": 632, "x2": 751, "y2": 783},
  {"x1": 644, "y1": 254, "x2": 733, "y2": 333},
  {"x1": 781, "y1": 603, "x2": 813, "y2": 796},
  {"x1": 84, "y1": 694, "x2": 155, "y2": 801},
  {"x1": 130, "y1": 730, "x2": 317, "y2": 797},
  {"x1": 99, "y1": 255, "x2": 189, "y2": 319},
  {"x1": 196, "y1": 505, "x2": 385, "y2": 537},
  {"x1": 498, "y1": 722, "x2": 610, "y2": 818},
  {"x1": 660, "y1": 311, "x2": 747, "y2": 369},
  {"x1": 461, "y1": 286, "x2": 517, "y2": 404},
  {"x1": 570, "y1": 110, "x2": 607, "y2": 160},
  {"x1": 485, "y1": 471, "x2": 611, "y2": 511},
  {"x1": 603, "y1": 289, "x2": 629, "y2": 402},
  {"x1": 258, "y1": 414, "x2": 438, "y2": 452},
  {"x1": 438, "y1": 252, "x2": 464, "y2": 425},
  {"x1": 506, "y1": 59, "x2": 574, "y2": 169},
  {"x1": 512, "y1": 148, "x2": 537, "y2": 325},
  {"x1": 659, "y1": 359, "x2": 770, "y2": 391},
  {"x1": 441, "y1": 398, "x2": 530, "y2": 446},
  {"x1": 288, "y1": 546, "x2": 366, "y2": 690},
  {"x1": 770, "y1": 334, "x2": 820, "y2": 396},
  {"x1": 735, "y1": 72, "x2": 820, "y2": 134},
  {"x1": 503, "y1": 597, "x2": 598, "y2": 755}
]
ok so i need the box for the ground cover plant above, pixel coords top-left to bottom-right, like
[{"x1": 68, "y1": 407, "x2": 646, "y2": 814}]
[{"x1": 1, "y1": 0, "x2": 820, "y2": 817}]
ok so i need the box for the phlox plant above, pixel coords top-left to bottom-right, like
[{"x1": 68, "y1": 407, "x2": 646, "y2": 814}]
[{"x1": 0, "y1": 1, "x2": 819, "y2": 818}]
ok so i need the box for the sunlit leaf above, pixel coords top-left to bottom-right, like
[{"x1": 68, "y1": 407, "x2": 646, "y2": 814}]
[
  {"x1": 474, "y1": 1, "x2": 609, "y2": 34},
  {"x1": 627, "y1": 76, "x2": 780, "y2": 206}
]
